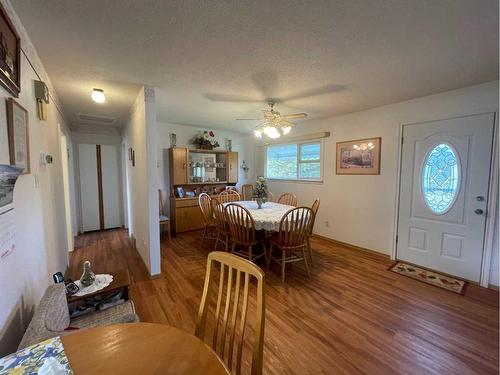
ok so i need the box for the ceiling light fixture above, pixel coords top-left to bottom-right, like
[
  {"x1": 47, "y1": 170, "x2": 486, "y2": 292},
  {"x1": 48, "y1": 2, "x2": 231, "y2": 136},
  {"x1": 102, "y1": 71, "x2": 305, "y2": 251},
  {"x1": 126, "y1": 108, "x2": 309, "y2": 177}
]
[
  {"x1": 252, "y1": 103, "x2": 301, "y2": 139},
  {"x1": 91, "y1": 88, "x2": 105, "y2": 103}
]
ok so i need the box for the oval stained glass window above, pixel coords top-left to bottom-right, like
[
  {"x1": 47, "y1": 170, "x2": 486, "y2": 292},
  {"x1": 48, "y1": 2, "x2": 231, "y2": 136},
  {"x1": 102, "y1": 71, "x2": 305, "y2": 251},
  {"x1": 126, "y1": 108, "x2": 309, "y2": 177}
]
[{"x1": 422, "y1": 143, "x2": 460, "y2": 214}]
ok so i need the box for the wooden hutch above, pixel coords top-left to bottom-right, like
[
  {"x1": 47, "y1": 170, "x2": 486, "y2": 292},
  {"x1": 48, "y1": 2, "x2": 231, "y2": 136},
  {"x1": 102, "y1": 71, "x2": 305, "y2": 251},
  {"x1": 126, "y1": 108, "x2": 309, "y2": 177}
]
[{"x1": 169, "y1": 147, "x2": 238, "y2": 234}]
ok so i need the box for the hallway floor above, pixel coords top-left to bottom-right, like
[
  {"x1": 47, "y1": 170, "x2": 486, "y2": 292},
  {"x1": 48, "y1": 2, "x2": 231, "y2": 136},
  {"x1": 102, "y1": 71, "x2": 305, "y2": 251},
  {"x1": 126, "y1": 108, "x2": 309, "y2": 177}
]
[{"x1": 68, "y1": 229, "x2": 499, "y2": 375}]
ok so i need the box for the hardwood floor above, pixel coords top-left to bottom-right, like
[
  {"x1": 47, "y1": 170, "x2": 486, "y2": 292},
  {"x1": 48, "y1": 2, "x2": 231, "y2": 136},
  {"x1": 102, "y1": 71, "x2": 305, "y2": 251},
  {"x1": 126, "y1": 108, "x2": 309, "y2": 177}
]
[{"x1": 68, "y1": 229, "x2": 499, "y2": 375}]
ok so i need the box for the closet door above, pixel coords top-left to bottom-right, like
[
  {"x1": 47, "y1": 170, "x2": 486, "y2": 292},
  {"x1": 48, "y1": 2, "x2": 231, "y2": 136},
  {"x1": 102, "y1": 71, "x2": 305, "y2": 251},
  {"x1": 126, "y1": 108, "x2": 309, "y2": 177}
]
[
  {"x1": 101, "y1": 144, "x2": 121, "y2": 229},
  {"x1": 78, "y1": 144, "x2": 100, "y2": 232}
]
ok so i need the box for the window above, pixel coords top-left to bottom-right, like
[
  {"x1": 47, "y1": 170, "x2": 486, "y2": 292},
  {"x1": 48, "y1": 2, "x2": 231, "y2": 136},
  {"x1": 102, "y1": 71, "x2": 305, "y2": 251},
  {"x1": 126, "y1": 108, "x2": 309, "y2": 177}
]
[
  {"x1": 422, "y1": 143, "x2": 460, "y2": 214},
  {"x1": 266, "y1": 141, "x2": 322, "y2": 181}
]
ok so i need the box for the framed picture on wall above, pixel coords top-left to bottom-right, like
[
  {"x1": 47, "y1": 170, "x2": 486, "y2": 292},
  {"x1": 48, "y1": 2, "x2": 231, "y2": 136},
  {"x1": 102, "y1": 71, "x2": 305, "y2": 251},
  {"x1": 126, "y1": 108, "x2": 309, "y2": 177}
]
[
  {"x1": 336, "y1": 137, "x2": 381, "y2": 175},
  {"x1": 7, "y1": 98, "x2": 29, "y2": 173},
  {"x1": 0, "y1": 4, "x2": 21, "y2": 97}
]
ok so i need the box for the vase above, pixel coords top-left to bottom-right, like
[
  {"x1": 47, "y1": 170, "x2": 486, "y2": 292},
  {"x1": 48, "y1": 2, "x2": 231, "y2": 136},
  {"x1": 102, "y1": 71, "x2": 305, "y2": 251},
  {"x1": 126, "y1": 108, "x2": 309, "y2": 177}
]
[
  {"x1": 256, "y1": 198, "x2": 264, "y2": 209},
  {"x1": 80, "y1": 260, "x2": 96, "y2": 287}
]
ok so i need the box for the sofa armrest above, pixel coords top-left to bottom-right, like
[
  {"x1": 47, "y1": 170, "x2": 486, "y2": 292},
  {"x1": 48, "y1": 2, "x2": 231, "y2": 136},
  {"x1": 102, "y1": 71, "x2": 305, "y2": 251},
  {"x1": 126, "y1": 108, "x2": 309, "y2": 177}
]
[{"x1": 70, "y1": 300, "x2": 139, "y2": 329}]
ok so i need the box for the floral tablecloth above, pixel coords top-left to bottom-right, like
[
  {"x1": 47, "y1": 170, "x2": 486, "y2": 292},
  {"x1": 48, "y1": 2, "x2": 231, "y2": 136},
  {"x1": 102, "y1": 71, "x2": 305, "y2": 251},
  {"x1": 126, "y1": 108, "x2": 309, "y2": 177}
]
[
  {"x1": 0, "y1": 336, "x2": 72, "y2": 374},
  {"x1": 224, "y1": 201, "x2": 295, "y2": 231},
  {"x1": 74, "y1": 273, "x2": 113, "y2": 297}
]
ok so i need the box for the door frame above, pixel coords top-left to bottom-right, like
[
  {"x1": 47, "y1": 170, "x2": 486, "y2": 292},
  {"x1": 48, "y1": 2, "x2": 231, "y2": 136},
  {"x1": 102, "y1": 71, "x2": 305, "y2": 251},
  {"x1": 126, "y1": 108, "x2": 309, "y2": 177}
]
[{"x1": 391, "y1": 112, "x2": 498, "y2": 287}]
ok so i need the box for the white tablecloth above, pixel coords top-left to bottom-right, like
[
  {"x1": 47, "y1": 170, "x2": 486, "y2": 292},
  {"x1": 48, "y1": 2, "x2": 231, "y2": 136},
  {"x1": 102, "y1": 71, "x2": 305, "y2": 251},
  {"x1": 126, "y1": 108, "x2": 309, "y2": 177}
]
[
  {"x1": 74, "y1": 274, "x2": 113, "y2": 296},
  {"x1": 223, "y1": 201, "x2": 295, "y2": 232}
]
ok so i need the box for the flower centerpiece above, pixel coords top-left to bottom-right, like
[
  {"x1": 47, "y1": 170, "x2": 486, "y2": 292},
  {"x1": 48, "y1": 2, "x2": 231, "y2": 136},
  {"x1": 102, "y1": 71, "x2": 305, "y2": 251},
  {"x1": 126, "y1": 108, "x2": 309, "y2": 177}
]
[
  {"x1": 191, "y1": 130, "x2": 220, "y2": 150},
  {"x1": 252, "y1": 176, "x2": 268, "y2": 209}
]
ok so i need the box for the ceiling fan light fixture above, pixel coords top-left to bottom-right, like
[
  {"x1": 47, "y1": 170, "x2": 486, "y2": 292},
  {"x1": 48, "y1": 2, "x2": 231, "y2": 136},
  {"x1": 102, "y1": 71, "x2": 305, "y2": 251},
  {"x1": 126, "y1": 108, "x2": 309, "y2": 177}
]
[
  {"x1": 254, "y1": 129, "x2": 263, "y2": 138},
  {"x1": 282, "y1": 126, "x2": 291, "y2": 135},
  {"x1": 263, "y1": 126, "x2": 280, "y2": 139}
]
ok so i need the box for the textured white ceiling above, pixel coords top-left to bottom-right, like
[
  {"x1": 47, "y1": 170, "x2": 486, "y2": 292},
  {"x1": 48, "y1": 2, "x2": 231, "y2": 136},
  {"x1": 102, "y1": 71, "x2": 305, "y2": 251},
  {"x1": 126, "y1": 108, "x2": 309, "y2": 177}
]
[{"x1": 11, "y1": 0, "x2": 499, "y2": 131}]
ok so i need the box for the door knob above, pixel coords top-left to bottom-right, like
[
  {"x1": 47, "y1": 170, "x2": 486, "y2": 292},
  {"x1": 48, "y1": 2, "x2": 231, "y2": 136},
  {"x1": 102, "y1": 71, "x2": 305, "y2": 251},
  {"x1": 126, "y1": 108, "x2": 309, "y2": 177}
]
[{"x1": 475, "y1": 209, "x2": 484, "y2": 215}]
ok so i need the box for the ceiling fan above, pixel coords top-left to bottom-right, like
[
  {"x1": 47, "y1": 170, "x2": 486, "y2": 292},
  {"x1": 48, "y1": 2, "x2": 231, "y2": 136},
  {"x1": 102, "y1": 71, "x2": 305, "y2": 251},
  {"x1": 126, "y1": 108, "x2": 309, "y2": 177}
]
[{"x1": 237, "y1": 102, "x2": 308, "y2": 139}]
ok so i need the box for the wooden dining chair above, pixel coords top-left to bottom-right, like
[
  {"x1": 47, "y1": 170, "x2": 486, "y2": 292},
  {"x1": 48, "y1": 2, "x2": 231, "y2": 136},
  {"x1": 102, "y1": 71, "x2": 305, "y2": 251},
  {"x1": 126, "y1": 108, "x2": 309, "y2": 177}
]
[
  {"x1": 212, "y1": 198, "x2": 230, "y2": 252},
  {"x1": 307, "y1": 198, "x2": 321, "y2": 266},
  {"x1": 267, "y1": 191, "x2": 274, "y2": 202},
  {"x1": 199, "y1": 193, "x2": 217, "y2": 247},
  {"x1": 195, "y1": 251, "x2": 265, "y2": 375},
  {"x1": 224, "y1": 203, "x2": 265, "y2": 262},
  {"x1": 277, "y1": 192, "x2": 298, "y2": 207},
  {"x1": 158, "y1": 189, "x2": 171, "y2": 241},
  {"x1": 241, "y1": 184, "x2": 253, "y2": 200},
  {"x1": 218, "y1": 190, "x2": 241, "y2": 203},
  {"x1": 267, "y1": 207, "x2": 314, "y2": 282}
]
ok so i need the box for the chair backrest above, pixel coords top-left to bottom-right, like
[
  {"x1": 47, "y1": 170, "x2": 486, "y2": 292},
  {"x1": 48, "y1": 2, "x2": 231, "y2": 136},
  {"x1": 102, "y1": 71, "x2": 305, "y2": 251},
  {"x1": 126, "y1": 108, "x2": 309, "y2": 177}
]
[
  {"x1": 212, "y1": 198, "x2": 227, "y2": 232},
  {"x1": 195, "y1": 251, "x2": 265, "y2": 375},
  {"x1": 199, "y1": 193, "x2": 213, "y2": 225},
  {"x1": 310, "y1": 198, "x2": 320, "y2": 235},
  {"x1": 277, "y1": 192, "x2": 298, "y2": 207},
  {"x1": 277, "y1": 207, "x2": 314, "y2": 249},
  {"x1": 159, "y1": 189, "x2": 165, "y2": 216},
  {"x1": 241, "y1": 184, "x2": 253, "y2": 200},
  {"x1": 218, "y1": 190, "x2": 241, "y2": 203},
  {"x1": 267, "y1": 191, "x2": 274, "y2": 202},
  {"x1": 224, "y1": 203, "x2": 256, "y2": 245}
]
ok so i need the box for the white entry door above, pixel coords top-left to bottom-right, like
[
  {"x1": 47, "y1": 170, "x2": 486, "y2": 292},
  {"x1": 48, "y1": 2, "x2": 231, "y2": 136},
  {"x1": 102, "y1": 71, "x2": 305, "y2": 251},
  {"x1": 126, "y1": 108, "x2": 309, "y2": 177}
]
[{"x1": 397, "y1": 113, "x2": 495, "y2": 282}]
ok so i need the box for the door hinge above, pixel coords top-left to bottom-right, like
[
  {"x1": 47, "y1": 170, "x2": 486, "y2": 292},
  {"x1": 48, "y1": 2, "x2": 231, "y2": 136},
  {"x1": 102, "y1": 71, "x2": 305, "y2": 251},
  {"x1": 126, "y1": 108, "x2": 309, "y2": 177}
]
[
  {"x1": 395, "y1": 235, "x2": 398, "y2": 243},
  {"x1": 401, "y1": 137, "x2": 404, "y2": 145}
]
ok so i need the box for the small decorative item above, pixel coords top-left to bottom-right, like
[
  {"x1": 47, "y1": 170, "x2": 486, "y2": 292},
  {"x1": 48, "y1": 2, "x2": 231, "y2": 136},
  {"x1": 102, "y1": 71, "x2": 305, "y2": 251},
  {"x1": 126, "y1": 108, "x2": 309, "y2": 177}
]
[
  {"x1": 175, "y1": 186, "x2": 185, "y2": 198},
  {"x1": 79, "y1": 260, "x2": 96, "y2": 287},
  {"x1": 241, "y1": 160, "x2": 249, "y2": 173},
  {"x1": 7, "y1": 98, "x2": 29, "y2": 173},
  {"x1": 252, "y1": 176, "x2": 268, "y2": 209},
  {"x1": 0, "y1": 4, "x2": 21, "y2": 97},
  {"x1": 169, "y1": 133, "x2": 177, "y2": 148},
  {"x1": 191, "y1": 130, "x2": 220, "y2": 150},
  {"x1": 34, "y1": 80, "x2": 49, "y2": 120},
  {"x1": 336, "y1": 137, "x2": 381, "y2": 175},
  {"x1": 225, "y1": 138, "x2": 232, "y2": 151}
]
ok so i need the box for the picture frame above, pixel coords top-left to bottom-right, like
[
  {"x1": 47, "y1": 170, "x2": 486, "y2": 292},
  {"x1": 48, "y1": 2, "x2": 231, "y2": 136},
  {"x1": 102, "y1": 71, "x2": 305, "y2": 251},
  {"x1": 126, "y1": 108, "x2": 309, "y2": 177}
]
[
  {"x1": 7, "y1": 98, "x2": 29, "y2": 173},
  {"x1": 0, "y1": 4, "x2": 20, "y2": 97},
  {"x1": 175, "y1": 186, "x2": 185, "y2": 198},
  {"x1": 336, "y1": 137, "x2": 381, "y2": 175}
]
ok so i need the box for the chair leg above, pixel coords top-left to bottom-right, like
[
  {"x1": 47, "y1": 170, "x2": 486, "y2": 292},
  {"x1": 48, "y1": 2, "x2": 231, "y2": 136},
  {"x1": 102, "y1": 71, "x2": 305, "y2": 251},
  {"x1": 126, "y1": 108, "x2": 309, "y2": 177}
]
[
  {"x1": 307, "y1": 237, "x2": 313, "y2": 267},
  {"x1": 231, "y1": 242, "x2": 236, "y2": 254},
  {"x1": 224, "y1": 234, "x2": 229, "y2": 252},
  {"x1": 248, "y1": 246, "x2": 253, "y2": 262},
  {"x1": 214, "y1": 230, "x2": 220, "y2": 251},
  {"x1": 167, "y1": 222, "x2": 171, "y2": 241},
  {"x1": 281, "y1": 250, "x2": 286, "y2": 283},
  {"x1": 266, "y1": 244, "x2": 272, "y2": 269},
  {"x1": 201, "y1": 226, "x2": 207, "y2": 247},
  {"x1": 302, "y1": 248, "x2": 310, "y2": 277}
]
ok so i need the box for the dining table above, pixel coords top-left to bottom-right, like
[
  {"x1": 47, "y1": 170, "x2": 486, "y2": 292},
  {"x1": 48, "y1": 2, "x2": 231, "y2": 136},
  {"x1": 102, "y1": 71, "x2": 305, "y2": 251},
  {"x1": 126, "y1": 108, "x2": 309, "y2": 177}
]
[
  {"x1": 0, "y1": 323, "x2": 231, "y2": 375},
  {"x1": 223, "y1": 200, "x2": 295, "y2": 231}
]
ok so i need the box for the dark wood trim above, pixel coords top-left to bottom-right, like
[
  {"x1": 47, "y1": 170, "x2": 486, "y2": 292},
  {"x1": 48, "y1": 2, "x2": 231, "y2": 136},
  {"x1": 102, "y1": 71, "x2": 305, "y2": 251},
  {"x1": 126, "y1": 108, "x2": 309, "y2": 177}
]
[
  {"x1": 0, "y1": 2, "x2": 21, "y2": 97},
  {"x1": 313, "y1": 234, "x2": 390, "y2": 259},
  {"x1": 96, "y1": 145, "x2": 104, "y2": 230}
]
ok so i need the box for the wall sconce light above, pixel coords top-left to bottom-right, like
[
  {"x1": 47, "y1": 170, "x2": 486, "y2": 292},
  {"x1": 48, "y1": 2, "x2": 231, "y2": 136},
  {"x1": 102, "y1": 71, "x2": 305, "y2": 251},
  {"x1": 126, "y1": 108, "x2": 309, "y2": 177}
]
[{"x1": 241, "y1": 160, "x2": 249, "y2": 173}]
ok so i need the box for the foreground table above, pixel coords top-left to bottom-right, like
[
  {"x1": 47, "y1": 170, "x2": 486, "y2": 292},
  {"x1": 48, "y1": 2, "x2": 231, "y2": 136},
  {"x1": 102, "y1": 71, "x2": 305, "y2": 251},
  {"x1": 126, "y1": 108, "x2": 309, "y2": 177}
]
[
  {"x1": 223, "y1": 200, "x2": 295, "y2": 231},
  {"x1": 62, "y1": 323, "x2": 230, "y2": 374}
]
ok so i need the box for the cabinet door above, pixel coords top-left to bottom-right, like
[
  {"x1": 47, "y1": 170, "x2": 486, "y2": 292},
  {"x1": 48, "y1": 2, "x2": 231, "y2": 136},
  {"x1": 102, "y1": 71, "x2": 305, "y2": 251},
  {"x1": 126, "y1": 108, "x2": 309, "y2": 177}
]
[
  {"x1": 227, "y1": 152, "x2": 238, "y2": 183},
  {"x1": 170, "y1": 147, "x2": 188, "y2": 185},
  {"x1": 176, "y1": 206, "x2": 205, "y2": 233}
]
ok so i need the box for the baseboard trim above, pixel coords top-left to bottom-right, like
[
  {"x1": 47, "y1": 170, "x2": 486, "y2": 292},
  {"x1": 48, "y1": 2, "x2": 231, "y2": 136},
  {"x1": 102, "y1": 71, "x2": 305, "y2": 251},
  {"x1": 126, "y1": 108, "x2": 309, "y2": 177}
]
[
  {"x1": 312, "y1": 234, "x2": 390, "y2": 259},
  {"x1": 488, "y1": 284, "x2": 499, "y2": 291}
]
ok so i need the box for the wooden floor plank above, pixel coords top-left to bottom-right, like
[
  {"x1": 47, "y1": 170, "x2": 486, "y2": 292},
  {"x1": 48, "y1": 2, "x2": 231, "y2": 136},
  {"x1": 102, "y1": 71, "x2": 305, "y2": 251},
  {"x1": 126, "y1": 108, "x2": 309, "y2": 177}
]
[{"x1": 68, "y1": 229, "x2": 499, "y2": 375}]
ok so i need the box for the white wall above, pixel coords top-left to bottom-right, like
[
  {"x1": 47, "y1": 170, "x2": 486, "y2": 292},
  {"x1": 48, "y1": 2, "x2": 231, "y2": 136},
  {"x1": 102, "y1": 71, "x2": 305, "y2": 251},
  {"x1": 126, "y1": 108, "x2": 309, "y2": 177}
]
[
  {"x1": 122, "y1": 87, "x2": 160, "y2": 276},
  {"x1": 0, "y1": 0, "x2": 71, "y2": 355},
  {"x1": 71, "y1": 125, "x2": 124, "y2": 233},
  {"x1": 156, "y1": 122, "x2": 256, "y2": 213},
  {"x1": 257, "y1": 81, "x2": 499, "y2": 284}
]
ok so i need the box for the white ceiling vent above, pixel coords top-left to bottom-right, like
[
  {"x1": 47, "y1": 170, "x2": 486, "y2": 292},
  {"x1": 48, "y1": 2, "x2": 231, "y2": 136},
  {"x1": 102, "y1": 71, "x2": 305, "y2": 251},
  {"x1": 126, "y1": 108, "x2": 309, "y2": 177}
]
[{"x1": 76, "y1": 113, "x2": 117, "y2": 125}]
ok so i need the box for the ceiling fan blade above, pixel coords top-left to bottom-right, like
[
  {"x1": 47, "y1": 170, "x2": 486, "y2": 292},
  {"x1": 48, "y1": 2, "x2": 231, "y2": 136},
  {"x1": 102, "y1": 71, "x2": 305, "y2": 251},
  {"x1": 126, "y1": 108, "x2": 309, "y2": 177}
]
[
  {"x1": 282, "y1": 113, "x2": 308, "y2": 119},
  {"x1": 236, "y1": 118, "x2": 261, "y2": 121}
]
